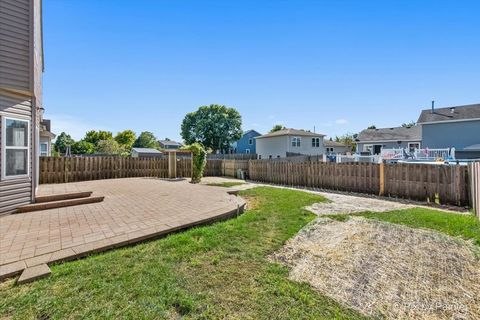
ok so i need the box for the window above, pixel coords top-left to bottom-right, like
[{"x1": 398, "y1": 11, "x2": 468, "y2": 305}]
[
  {"x1": 326, "y1": 147, "x2": 334, "y2": 153},
  {"x1": 40, "y1": 143, "x2": 48, "y2": 156},
  {"x1": 292, "y1": 137, "x2": 301, "y2": 147},
  {"x1": 408, "y1": 142, "x2": 420, "y2": 153},
  {"x1": 248, "y1": 138, "x2": 253, "y2": 145},
  {"x1": 269, "y1": 155, "x2": 272, "y2": 159},
  {"x1": 245, "y1": 149, "x2": 250, "y2": 154},
  {"x1": 2, "y1": 117, "x2": 29, "y2": 179},
  {"x1": 258, "y1": 155, "x2": 262, "y2": 159},
  {"x1": 312, "y1": 138, "x2": 320, "y2": 147}
]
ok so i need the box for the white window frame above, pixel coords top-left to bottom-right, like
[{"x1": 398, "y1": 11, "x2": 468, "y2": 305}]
[
  {"x1": 245, "y1": 148, "x2": 250, "y2": 154},
  {"x1": 248, "y1": 138, "x2": 253, "y2": 145},
  {"x1": 408, "y1": 142, "x2": 421, "y2": 152},
  {"x1": 292, "y1": 136, "x2": 301, "y2": 147},
  {"x1": 312, "y1": 138, "x2": 320, "y2": 148},
  {"x1": 1, "y1": 116, "x2": 30, "y2": 180},
  {"x1": 40, "y1": 142, "x2": 48, "y2": 156}
]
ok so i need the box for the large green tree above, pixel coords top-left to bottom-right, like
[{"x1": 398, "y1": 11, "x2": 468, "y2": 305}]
[
  {"x1": 115, "y1": 130, "x2": 136, "y2": 148},
  {"x1": 181, "y1": 104, "x2": 242, "y2": 152},
  {"x1": 95, "y1": 140, "x2": 122, "y2": 155},
  {"x1": 71, "y1": 140, "x2": 94, "y2": 155},
  {"x1": 133, "y1": 131, "x2": 158, "y2": 149},
  {"x1": 335, "y1": 133, "x2": 357, "y2": 152},
  {"x1": 84, "y1": 130, "x2": 113, "y2": 146},
  {"x1": 54, "y1": 132, "x2": 75, "y2": 154}
]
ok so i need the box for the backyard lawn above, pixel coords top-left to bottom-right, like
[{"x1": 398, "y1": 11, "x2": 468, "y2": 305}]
[
  {"x1": 205, "y1": 181, "x2": 246, "y2": 188},
  {"x1": 0, "y1": 187, "x2": 365, "y2": 320},
  {"x1": 350, "y1": 207, "x2": 480, "y2": 246}
]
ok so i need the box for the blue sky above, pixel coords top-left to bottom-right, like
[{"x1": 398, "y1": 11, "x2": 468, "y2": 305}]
[{"x1": 43, "y1": 0, "x2": 480, "y2": 141}]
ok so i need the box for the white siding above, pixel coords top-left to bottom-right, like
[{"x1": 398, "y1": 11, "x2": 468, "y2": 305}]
[{"x1": 256, "y1": 135, "x2": 326, "y2": 159}]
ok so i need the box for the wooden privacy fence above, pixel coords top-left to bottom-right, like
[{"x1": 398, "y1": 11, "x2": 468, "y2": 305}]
[
  {"x1": 248, "y1": 160, "x2": 470, "y2": 206},
  {"x1": 40, "y1": 157, "x2": 243, "y2": 184},
  {"x1": 469, "y1": 162, "x2": 480, "y2": 217},
  {"x1": 40, "y1": 157, "x2": 473, "y2": 208}
]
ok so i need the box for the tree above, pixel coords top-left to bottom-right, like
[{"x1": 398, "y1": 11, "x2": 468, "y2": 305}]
[
  {"x1": 270, "y1": 124, "x2": 286, "y2": 133},
  {"x1": 335, "y1": 133, "x2": 357, "y2": 152},
  {"x1": 401, "y1": 121, "x2": 416, "y2": 128},
  {"x1": 95, "y1": 140, "x2": 121, "y2": 155},
  {"x1": 181, "y1": 104, "x2": 242, "y2": 153},
  {"x1": 115, "y1": 130, "x2": 136, "y2": 148},
  {"x1": 71, "y1": 140, "x2": 94, "y2": 155},
  {"x1": 54, "y1": 132, "x2": 75, "y2": 154},
  {"x1": 367, "y1": 125, "x2": 377, "y2": 129},
  {"x1": 84, "y1": 130, "x2": 113, "y2": 146},
  {"x1": 133, "y1": 131, "x2": 158, "y2": 149},
  {"x1": 185, "y1": 143, "x2": 207, "y2": 183}
]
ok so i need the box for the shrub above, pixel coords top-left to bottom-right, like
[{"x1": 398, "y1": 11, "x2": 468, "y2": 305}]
[{"x1": 186, "y1": 143, "x2": 206, "y2": 183}]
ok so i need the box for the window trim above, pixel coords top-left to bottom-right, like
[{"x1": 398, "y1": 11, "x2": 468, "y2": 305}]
[
  {"x1": 245, "y1": 148, "x2": 250, "y2": 154},
  {"x1": 40, "y1": 142, "x2": 48, "y2": 157},
  {"x1": 292, "y1": 136, "x2": 301, "y2": 147},
  {"x1": 408, "y1": 142, "x2": 421, "y2": 152},
  {"x1": 248, "y1": 138, "x2": 253, "y2": 145},
  {"x1": 312, "y1": 137, "x2": 320, "y2": 148},
  {"x1": 1, "y1": 116, "x2": 30, "y2": 180}
]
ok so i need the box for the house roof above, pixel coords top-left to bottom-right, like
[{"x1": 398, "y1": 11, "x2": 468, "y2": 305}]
[
  {"x1": 417, "y1": 103, "x2": 480, "y2": 123},
  {"x1": 132, "y1": 148, "x2": 162, "y2": 154},
  {"x1": 242, "y1": 129, "x2": 261, "y2": 136},
  {"x1": 256, "y1": 128, "x2": 325, "y2": 139},
  {"x1": 158, "y1": 140, "x2": 182, "y2": 147},
  {"x1": 324, "y1": 140, "x2": 347, "y2": 147},
  {"x1": 356, "y1": 126, "x2": 422, "y2": 142}
]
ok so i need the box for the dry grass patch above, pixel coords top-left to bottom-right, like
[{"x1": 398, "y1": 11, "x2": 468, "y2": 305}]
[{"x1": 271, "y1": 217, "x2": 480, "y2": 320}]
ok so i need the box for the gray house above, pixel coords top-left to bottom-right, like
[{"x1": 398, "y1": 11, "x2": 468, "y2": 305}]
[
  {"x1": 131, "y1": 148, "x2": 163, "y2": 158},
  {"x1": 255, "y1": 128, "x2": 326, "y2": 159},
  {"x1": 0, "y1": 0, "x2": 44, "y2": 214},
  {"x1": 40, "y1": 119, "x2": 55, "y2": 156},
  {"x1": 158, "y1": 140, "x2": 182, "y2": 150},
  {"x1": 417, "y1": 103, "x2": 480, "y2": 159},
  {"x1": 356, "y1": 126, "x2": 422, "y2": 155},
  {"x1": 324, "y1": 139, "x2": 349, "y2": 154}
]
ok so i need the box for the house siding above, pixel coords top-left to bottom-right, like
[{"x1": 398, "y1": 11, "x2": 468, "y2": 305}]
[
  {"x1": 235, "y1": 130, "x2": 260, "y2": 154},
  {"x1": 421, "y1": 120, "x2": 480, "y2": 150},
  {"x1": 357, "y1": 140, "x2": 421, "y2": 154},
  {"x1": 0, "y1": 0, "x2": 41, "y2": 215},
  {"x1": 256, "y1": 135, "x2": 325, "y2": 159}
]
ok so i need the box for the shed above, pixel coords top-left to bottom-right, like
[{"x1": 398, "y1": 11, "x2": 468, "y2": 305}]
[{"x1": 131, "y1": 148, "x2": 163, "y2": 158}]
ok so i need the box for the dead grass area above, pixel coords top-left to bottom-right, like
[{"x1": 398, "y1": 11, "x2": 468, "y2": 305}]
[{"x1": 271, "y1": 217, "x2": 480, "y2": 320}]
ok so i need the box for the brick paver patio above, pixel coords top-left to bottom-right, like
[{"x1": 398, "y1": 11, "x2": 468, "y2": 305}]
[{"x1": 0, "y1": 178, "x2": 245, "y2": 280}]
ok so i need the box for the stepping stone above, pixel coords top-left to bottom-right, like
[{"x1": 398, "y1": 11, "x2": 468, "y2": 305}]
[{"x1": 17, "y1": 264, "x2": 51, "y2": 284}]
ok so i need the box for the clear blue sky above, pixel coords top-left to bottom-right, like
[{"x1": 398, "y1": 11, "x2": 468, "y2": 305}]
[{"x1": 43, "y1": 0, "x2": 480, "y2": 141}]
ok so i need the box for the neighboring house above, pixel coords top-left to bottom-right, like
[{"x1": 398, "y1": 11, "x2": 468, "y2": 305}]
[
  {"x1": 356, "y1": 126, "x2": 422, "y2": 155},
  {"x1": 40, "y1": 119, "x2": 55, "y2": 156},
  {"x1": 0, "y1": 0, "x2": 44, "y2": 214},
  {"x1": 158, "y1": 140, "x2": 182, "y2": 150},
  {"x1": 232, "y1": 130, "x2": 261, "y2": 154},
  {"x1": 131, "y1": 148, "x2": 163, "y2": 158},
  {"x1": 324, "y1": 139, "x2": 349, "y2": 154},
  {"x1": 255, "y1": 128, "x2": 326, "y2": 159},
  {"x1": 417, "y1": 103, "x2": 480, "y2": 159}
]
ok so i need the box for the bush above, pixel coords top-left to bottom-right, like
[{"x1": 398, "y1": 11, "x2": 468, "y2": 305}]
[{"x1": 186, "y1": 143, "x2": 206, "y2": 183}]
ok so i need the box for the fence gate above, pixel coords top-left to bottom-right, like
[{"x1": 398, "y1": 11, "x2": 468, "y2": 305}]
[{"x1": 470, "y1": 161, "x2": 480, "y2": 218}]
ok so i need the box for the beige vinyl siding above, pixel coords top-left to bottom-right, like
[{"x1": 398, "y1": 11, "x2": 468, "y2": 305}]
[
  {"x1": 0, "y1": 0, "x2": 31, "y2": 92},
  {"x1": 0, "y1": 92, "x2": 33, "y2": 215}
]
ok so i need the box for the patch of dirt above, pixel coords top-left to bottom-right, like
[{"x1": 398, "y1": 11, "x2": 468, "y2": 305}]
[
  {"x1": 271, "y1": 217, "x2": 480, "y2": 320},
  {"x1": 306, "y1": 193, "x2": 413, "y2": 215}
]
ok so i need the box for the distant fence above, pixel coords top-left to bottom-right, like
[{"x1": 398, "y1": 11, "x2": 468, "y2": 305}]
[
  {"x1": 249, "y1": 160, "x2": 470, "y2": 206},
  {"x1": 40, "y1": 156, "x2": 473, "y2": 207},
  {"x1": 207, "y1": 153, "x2": 257, "y2": 160}
]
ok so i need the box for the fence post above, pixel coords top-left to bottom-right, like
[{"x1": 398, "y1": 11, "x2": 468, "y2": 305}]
[
  {"x1": 168, "y1": 151, "x2": 177, "y2": 178},
  {"x1": 379, "y1": 161, "x2": 385, "y2": 196},
  {"x1": 470, "y1": 161, "x2": 480, "y2": 218}
]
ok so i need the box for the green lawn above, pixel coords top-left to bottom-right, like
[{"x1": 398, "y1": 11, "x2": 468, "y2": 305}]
[
  {"x1": 206, "y1": 181, "x2": 245, "y2": 187},
  {"x1": 0, "y1": 187, "x2": 365, "y2": 320},
  {"x1": 339, "y1": 207, "x2": 480, "y2": 246}
]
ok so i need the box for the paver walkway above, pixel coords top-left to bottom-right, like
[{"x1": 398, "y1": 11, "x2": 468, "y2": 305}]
[{"x1": 0, "y1": 178, "x2": 245, "y2": 280}]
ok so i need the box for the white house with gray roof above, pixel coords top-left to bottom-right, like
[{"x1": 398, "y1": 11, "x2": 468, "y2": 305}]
[
  {"x1": 356, "y1": 126, "x2": 422, "y2": 155},
  {"x1": 255, "y1": 128, "x2": 326, "y2": 159}
]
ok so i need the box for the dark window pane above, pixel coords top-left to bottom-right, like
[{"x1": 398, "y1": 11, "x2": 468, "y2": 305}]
[{"x1": 5, "y1": 149, "x2": 28, "y2": 176}]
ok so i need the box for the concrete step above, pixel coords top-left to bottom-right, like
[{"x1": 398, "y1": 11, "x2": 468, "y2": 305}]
[
  {"x1": 35, "y1": 191, "x2": 93, "y2": 203},
  {"x1": 16, "y1": 196, "x2": 105, "y2": 213}
]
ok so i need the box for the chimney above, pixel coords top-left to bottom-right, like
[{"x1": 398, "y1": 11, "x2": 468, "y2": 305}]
[{"x1": 431, "y1": 100, "x2": 435, "y2": 113}]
